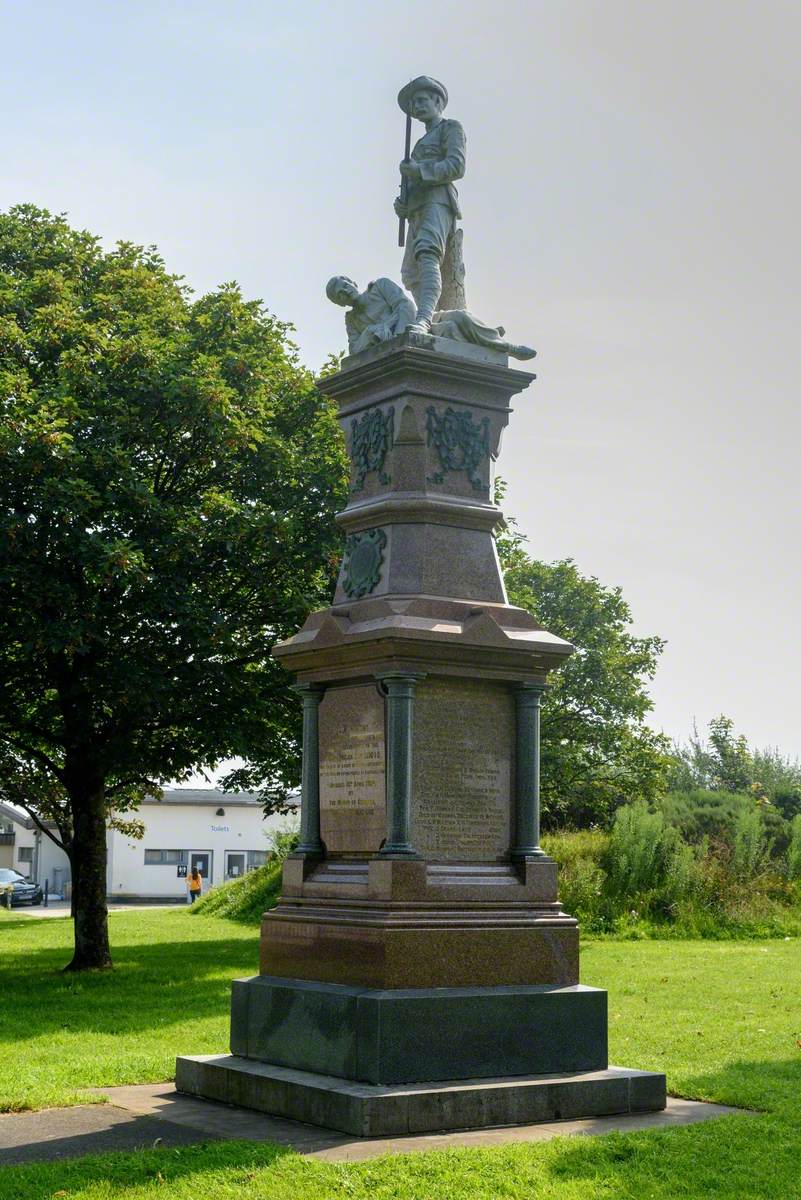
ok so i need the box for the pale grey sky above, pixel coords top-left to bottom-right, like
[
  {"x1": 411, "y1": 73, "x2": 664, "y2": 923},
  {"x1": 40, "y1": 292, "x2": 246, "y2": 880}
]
[{"x1": 2, "y1": 0, "x2": 800, "y2": 756}]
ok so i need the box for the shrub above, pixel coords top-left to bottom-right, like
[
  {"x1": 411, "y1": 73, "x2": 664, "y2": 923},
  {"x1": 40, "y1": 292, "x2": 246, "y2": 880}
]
[
  {"x1": 659, "y1": 839, "x2": 698, "y2": 914},
  {"x1": 732, "y1": 806, "x2": 768, "y2": 879},
  {"x1": 542, "y1": 829, "x2": 608, "y2": 870},
  {"x1": 788, "y1": 814, "x2": 801, "y2": 880},
  {"x1": 656, "y1": 789, "x2": 789, "y2": 858},
  {"x1": 603, "y1": 803, "x2": 677, "y2": 897},
  {"x1": 558, "y1": 857, "x2": 609, "y2": 932},
  {"x1": 546, "y1": 802, "x2": 800, "y2": 938},
  {"x1": 266, "y1": 822, "x2": 299, "y2": 862},
  {"x1": 544, "y1": 831, "x2": 609, "y2": 932}
]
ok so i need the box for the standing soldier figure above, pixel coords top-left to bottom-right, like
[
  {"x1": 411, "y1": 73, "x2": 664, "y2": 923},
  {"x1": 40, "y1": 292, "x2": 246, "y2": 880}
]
[{"x1": 394, "y1": 76, "x2": 466, "y2": 333}]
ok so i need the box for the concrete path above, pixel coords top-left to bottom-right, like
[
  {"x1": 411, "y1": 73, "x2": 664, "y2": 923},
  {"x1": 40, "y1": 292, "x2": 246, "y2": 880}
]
[
  {"x1": 0, "y1": 1083, "x2": 744, "y2": 1167},
  {"x1": 11, "y1": 902, "x2": 179, "y2": 919},
  {"x1": 0, "y1": 1102, "x2": 223, "y2": 1164}
]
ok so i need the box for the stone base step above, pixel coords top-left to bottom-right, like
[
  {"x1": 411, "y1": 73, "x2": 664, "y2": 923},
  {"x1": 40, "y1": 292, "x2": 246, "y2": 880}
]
[{"x1": 175, "y1": 1054, "x2": 667, "y2": 1138}]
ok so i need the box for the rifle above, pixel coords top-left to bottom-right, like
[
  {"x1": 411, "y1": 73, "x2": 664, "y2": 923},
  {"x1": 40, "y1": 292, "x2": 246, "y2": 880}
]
[{"x1": 398, "y1": 109, "x2": 412, "y2": 248}]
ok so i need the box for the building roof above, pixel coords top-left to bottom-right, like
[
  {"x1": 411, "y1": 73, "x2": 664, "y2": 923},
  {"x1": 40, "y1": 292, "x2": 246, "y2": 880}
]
[
  {"x1": 0, "y1": 802, "x2": 58, "y2": 830},
  {"x1": 143, "y1": 789, "x2": 276, "y2": 808},
  {"x1": 0, "y1": 802, "x2": 27, "y2": 827},
  {"x1": 1, "y1": 790, "x2": 297, "y2": 827}
]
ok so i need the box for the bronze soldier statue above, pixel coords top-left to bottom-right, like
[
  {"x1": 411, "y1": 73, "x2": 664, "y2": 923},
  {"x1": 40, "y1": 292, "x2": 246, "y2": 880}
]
[
  {"x1": 327, "y1": 77, "x2": 535, "y2": 360},
  {"x1": 394, "y1": 76, "x2": 466, "y2": 333}
]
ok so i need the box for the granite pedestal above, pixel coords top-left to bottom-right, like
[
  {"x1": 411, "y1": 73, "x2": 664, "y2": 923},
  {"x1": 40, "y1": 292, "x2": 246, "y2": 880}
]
[{"x1": 176, "y1": 335, "x2": 666, "y2": 1133}]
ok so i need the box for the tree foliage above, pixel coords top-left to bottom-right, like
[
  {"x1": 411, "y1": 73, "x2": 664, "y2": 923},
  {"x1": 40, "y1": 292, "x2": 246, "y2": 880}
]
[
  {"x1": 668, "y1": 716, "x2": 801, "y2": 819},
  {"x1": 496, "y1": 499, "x2": 669, "y2": 829},
  {"x1": 0, "y1": 204, "x2": 347, "y2": 966}
]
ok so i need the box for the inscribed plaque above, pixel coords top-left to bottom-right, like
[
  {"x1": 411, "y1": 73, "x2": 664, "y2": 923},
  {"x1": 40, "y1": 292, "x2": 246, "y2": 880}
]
[
  {"x1": 412, "y1": 678, "x2": 514, "y2": 861},
  {"x1": 319, "y1": 683, "x2": 386, "y2": 854}
]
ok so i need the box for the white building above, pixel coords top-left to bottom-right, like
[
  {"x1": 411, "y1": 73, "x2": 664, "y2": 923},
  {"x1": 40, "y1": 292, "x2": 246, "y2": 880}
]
[
  {"x1": 0, "y1": 791, "x2": 296, "y2": 902},
  {"x1": 0, "y1": 802, "x2": 72, "y2": 895},
  {"x1": 108, "y1": 790, "x2": 296, "y2": 900}
]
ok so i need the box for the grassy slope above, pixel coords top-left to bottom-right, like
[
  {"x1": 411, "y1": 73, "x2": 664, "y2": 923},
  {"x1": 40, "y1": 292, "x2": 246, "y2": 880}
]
[
  {"x1": 189, "y1": 861, "x2": 282, "y2": 923},
  {"x1": 1, "y1": 910, "x2": 800, "y2": 1198}
]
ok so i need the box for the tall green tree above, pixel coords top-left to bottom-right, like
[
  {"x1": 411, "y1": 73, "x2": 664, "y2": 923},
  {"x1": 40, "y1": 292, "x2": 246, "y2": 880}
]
[
  {"x1": 497, "y1": 502, "x2": 669, "y2": 828},
  {"x1": 0, "y1": 205, "x2": 347, "y2": 969},
  {"x1": 707, "y1": 715, "x2": 753, "y2": 793}
]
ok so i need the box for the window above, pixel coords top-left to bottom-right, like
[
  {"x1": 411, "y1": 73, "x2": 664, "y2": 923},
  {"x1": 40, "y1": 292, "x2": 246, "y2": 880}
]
[
  {"x1": 144, "y1": 849, "x2": 188, "y2": 866},
  {"x1": 17, "y1": 847, "x2": 33, "y2": 863},
  {"x1": 247, "y1": 851, "x2": 268, "y2": 870}
]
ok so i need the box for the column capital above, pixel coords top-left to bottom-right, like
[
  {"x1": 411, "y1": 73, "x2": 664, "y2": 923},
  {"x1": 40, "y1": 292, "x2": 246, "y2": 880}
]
[
  {"x1": 515, "y1": 680, "x2": 547, "y2": 695},
  {"x1": 375, "y1": 671, "x2": 427, "y2": 682},
  {"x1": 375, "y1": 672, "x2": 427, "y2": 697},
  {"x1": 292, "y1": 682, "x2": 326, "y2": 698}
]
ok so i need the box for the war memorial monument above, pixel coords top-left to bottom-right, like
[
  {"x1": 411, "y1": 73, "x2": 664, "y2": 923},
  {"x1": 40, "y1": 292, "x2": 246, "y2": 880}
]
[{"x1": 176, "y1": 75, "x2": 667, "y2": 1136}]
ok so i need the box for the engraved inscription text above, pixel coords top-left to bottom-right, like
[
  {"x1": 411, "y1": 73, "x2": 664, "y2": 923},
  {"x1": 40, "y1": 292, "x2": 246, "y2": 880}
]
[
  {"x1": 319, "y1": 684, "x2": 386, "y2": 853},
  {"x1": 412, "y1": 679, "x2": 513, "y2": 861}
]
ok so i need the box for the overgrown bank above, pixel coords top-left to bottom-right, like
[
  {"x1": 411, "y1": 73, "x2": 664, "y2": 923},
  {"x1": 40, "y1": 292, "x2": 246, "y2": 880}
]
[{"x1": 547, "y1": 794, "x2": 801, "y2": 937}]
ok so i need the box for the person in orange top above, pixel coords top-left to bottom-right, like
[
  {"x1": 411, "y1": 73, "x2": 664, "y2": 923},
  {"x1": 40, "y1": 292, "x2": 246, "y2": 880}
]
[{"x1": 187, "y1": 867, "x2": 202, "y2": 903}]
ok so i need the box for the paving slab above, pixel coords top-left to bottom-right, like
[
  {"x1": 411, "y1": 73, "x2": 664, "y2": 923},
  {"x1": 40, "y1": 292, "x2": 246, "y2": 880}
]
[{"x1": 0, "y1": 1082, "x2": 745, "y2": 1167}]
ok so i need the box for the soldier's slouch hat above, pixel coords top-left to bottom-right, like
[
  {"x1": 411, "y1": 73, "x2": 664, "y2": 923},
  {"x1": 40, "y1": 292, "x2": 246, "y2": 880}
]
[{"x1": 397, "y1": 76, "x2": 448, "y2": 114}]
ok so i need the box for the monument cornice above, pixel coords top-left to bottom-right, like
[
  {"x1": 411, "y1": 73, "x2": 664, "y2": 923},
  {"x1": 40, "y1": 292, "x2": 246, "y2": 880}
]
[
  {"x1": 272, "y1": 633, "x2": 568, "y2": 684},
  {"x1": 318, "y1": 335, "x2": 535, "y2": 414},
  {"x1": 335, "y1": 492, "x2": 503, "y2": 533},
  {"x1": 272, "y1": 594, "x2": 574, "y2": 682}
]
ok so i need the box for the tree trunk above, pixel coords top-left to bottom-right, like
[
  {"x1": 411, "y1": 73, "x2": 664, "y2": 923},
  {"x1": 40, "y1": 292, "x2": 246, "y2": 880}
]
[
  {"x1": 65, "y1": 776, "x2": 112, "y2": 971},
  {"x1": 67, "y1": 847, "x2": 76, "y2": 920}
]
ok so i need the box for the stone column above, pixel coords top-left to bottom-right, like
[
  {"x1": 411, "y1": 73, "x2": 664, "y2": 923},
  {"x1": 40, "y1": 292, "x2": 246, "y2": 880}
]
[
  {"x1": 378, "y1": 673, "x2": 424, "y2": 857},
  {"x1": 511, "y1": 682, "x2": 547, "y2": 859},
  {"x1": 294, "y1": 684, "x2": 325, "y2": 856}
]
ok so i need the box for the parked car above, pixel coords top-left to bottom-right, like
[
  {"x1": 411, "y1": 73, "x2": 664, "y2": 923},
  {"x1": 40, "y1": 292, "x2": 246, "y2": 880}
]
[{"x1": 0, "y1": 868, "x2": 43, "y2": 907}]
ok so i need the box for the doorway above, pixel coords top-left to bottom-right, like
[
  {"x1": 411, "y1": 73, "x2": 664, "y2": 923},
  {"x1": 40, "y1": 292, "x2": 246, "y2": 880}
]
[
  {"x1": 225, "y1": 851, "x2": 246, "y2": 880},
  {"x1": 190, "y1": 852, "x2": 211, "y2": 886}
]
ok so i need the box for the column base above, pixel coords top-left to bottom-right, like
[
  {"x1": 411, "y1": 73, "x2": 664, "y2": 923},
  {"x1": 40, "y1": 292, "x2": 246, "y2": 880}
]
[{"x1": 175, "y1": 1055, "x2": 667, "y2": 1137}]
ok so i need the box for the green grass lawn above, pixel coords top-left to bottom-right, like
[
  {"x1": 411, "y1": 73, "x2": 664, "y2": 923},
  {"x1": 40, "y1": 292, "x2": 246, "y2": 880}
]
[
  {"x1": 0, "y1": 908, "x2": 258, "y2": 1112},
  {"x1": 1, "y1": 908, "x2": 800, "y2": 1198}
]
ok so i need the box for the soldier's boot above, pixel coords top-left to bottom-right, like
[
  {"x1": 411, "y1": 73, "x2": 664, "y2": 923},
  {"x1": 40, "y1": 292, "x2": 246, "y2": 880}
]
[
  {"x1": 505, "y1": 342, "x2": 537, "y2": 361},
  {"x1": 407, "y1": 252, "x2": 442, "y2": 333}
]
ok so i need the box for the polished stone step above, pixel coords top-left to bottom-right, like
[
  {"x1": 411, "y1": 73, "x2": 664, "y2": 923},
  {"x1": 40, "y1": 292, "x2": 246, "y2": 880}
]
[{"x1": 175, "y1": 1054, "x2": 667, "y2": 1138}]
